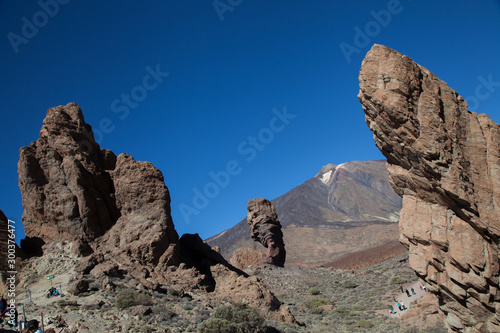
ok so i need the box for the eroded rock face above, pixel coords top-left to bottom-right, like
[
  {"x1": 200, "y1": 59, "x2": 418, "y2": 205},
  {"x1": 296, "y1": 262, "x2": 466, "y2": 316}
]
[
  {"x1": 99, "y1": 153, "x2": 179, "y2": 267},
  {"x1": 230, "y1": 248, "x2": 266, "y2": 270},
  {"x1": 18, "y1": 103, "x2": 294, "y2": 323},
  {"x1": 18, "y1": 103, "x2": 179, "y2": 265},
  {"x1": 247, "y1": 199, "x2": 286, "y2": 267},
  {"x1": 18, "y1": 103, "x2": 120, "y2": 246},
  {"x1": 359, "y1": 44, "x2": 500, "y2": 332}
]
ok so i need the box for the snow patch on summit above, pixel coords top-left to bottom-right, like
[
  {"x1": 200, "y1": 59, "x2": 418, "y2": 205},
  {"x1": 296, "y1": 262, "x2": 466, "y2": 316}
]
[
  {"x1": 320, "y1": 170, "x2": 333, "y2": 184},
  {"x1": 320, "y1": 163, "x2": 347, "y2": 184}
]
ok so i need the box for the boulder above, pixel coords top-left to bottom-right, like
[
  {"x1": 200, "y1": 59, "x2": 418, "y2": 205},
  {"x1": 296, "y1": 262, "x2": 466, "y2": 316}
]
[
  {"x1": 130, "y1": 305, "x2": 153, "y2": 317},
  {"x1": 67, "y1": 279, "x2": 89, "y2": 295},
  {"x1": 359, "y1": 44, "x2": 500, "y2": 332},
  {"x1": 247, "y1": 199, "x2": 286, "y2": 267},
  {"x1": 230, "y1": 248, "x2": 266, "y2": 270}
]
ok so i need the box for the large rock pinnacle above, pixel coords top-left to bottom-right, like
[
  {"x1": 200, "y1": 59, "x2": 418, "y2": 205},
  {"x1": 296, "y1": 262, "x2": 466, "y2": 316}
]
[
  {"x1": 16, "y1": 103, "x2": 295, "y2": 323},
  {"x1": 247, "y1": 198, "x2": 286, "y2": 267},
  {"x1": 359, "y1": 44, "x2": 500, "y2": 332},
  {"x1": 18, "y1": 102, "x2": 179, "y2": 262}
]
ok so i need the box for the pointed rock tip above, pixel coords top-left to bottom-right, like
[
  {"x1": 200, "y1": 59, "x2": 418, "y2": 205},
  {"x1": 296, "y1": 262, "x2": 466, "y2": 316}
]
[{"x1": 45, "y1": 102, "x2": 84, "y2": 123}]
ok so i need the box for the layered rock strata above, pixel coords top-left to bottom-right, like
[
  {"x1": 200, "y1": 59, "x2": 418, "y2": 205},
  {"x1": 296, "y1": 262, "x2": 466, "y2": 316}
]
[
  {"x1": 359, "y1": 44, "x2": 500, "y2": 332},
  {"x1": 247, "y1": 198, "x2": 286, "y2": 267}
]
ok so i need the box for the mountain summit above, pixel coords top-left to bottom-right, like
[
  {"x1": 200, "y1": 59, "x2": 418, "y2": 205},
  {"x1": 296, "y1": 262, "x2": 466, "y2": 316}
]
[{"x1": 207, "y1": 160, "x2": 404, "y2": 267}]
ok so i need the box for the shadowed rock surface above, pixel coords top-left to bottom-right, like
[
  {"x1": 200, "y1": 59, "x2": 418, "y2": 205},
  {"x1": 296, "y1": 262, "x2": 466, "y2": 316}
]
[
  {"x1": 359, "y1": 44, "x2": 500, "y2": 332},
  {"x1": 247, "y1": 198, "x2": 286, "y2": 267}
]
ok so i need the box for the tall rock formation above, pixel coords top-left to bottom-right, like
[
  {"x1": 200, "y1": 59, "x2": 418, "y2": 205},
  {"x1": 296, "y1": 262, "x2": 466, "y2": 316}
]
[
  {"x1": 17, "y1": 103, "x2": 294, "y2": 323},
  {"x1": 359, "y1": 44, "x2": 500, "y2": 332},
  {"x1": 247, "y1": 198, "x2": 286, "y2": 267},
  {"x1": 18, "y1": 103, "x2": 179, "y2": 263}
]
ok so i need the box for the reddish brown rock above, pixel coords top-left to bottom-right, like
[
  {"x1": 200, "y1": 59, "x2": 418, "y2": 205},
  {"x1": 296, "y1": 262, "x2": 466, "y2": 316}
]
[
  {"x1": 230, "y1": 248, "x2": 266, "y2": 270},
  {"x1": 18, "y1": 103, "x2": 179, "y2": 266},
  {"x1": 17, "y1": 103, "x2": 295, "y2": 324},
  {"x1": 247, "y1": 199, "x2": 286, "y2": 267},
  {"x1": 18, "y1": 103, "x2": 120, "y2": 251},
  {"x1": 401, "y1": 292, "x2": 444, "y2": 331},
  {"x1": 98, "y1": 153, "x2": 179, "y2": 267},
  {"x1": 359, "y1": 44, "x2": 500, "y2": 332}
]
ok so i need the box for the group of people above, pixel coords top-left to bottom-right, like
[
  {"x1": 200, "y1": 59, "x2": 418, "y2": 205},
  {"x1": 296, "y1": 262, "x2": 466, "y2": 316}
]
[
  {"x1": 389, "y1": 285, "x2": 426, "y2": 315},
  {"x1": 403, "y1": 286, "x2": 417, "y2": 297},
  {"x1": 46, "y1": 287, "x2": 60, "y2": 298}
]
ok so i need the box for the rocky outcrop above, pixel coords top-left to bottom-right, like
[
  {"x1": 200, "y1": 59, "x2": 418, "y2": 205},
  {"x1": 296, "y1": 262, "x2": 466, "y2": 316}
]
[
  {"x1": 401, "y1": 292, "x2": 444, "y2": 331},
  {"x1": 18, "y1": 103, "x2": 179, "y2": 265},
  {"x1": 18, "y1": 103, "x2": 294, "y2": 324},
  {"x1": 247, "y1": 199, "x2": 286, "y2": 267},
  {"x1": 359, "y1": 44, "x2": 500, "y2": 332},
  {"x1": 99, "y1": 153, "x2": 179, "y2": 267},
  {"x1": 230, "y1": 248, "x2": 266, "y2": 270},
  {"x1": 18, "y1": 103, "x2": 120, "y2": 246}
]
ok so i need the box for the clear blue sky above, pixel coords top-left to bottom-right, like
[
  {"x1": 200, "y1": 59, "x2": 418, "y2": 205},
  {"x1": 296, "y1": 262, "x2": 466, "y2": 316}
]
[{"x1": 1, "y1": 0, "x2": 499, "y2": 244}]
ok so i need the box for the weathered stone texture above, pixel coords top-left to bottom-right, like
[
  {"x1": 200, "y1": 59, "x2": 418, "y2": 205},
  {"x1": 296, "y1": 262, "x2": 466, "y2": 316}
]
[
  {"x1": 17, "y1": 103, "x2": 294, "y2": 323},
  {"x1": 359, "y1": 44, "x2": 500, "y2": 332},
  {"x1": 247, "y1": 198, "x2": 286, "y2": 267}
]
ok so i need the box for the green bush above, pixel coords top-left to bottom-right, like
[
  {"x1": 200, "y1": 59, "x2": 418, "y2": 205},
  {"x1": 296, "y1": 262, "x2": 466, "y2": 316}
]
[
  {"x1": 115, "y1": 289, "x2": 152, "y2": 310},
  {"x1": 308, "y1": 287, "x2": 321, "y2": 295},
  {"x1": 304, "y1": 298, "x2": 332, "y2": 309},
  {"x1": 198, "y1": 318, "x2": 239, "y2": 333},
  {"x1": 341, "y1": 280, "x2": 358, "y2": 289},
  {"x1": 333, "y1": 306, "x2": 359, "y2": 318},
  {"x1": 389, "y1": 276, "x2": 407, "y2": 285},
  {"x1": 198, "y1": 303, "x2": 263, "y2": 333}
]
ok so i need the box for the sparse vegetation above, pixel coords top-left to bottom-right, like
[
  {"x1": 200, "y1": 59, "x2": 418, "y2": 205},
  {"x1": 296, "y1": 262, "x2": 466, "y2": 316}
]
[
  {"x1": 389, "y1": 275, "x2": 408, "y2": 285},
  {"x1": 140, "y1": 326, "x2": 155, "y2": 333},
  {"x1": 304, "y1": 298, "x2": 332, "y2": 310},
  {"x1": 341, "y1": 280, "x2": 358, "y2": 288},
  {"x1": 308, "y1": 287, "x2": 321, "y2": 295},
  {"x1": 355, "y1": 319, "x2": 374, "y2": 328},
  {"x1": 115, "y1": 289, "x2": 153, "y2": 310},
  {"x1": 17, "y1": 252, "x2": 444, "y2": 332},
  {"x1": 197, "y1": 303, "x2": 264, "y2": 333}
]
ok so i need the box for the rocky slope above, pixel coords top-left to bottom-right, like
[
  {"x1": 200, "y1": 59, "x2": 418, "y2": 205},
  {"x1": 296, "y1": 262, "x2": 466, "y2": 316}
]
[
  {"x1": 207, "y1": 160, "x2": 404, "y2": 267},
  {"x1": 16, "y1": 102, "x2": 294, "y2": 324},
  {"x1": 359, "y1": 44, "x2": 500, "y2": 332}
]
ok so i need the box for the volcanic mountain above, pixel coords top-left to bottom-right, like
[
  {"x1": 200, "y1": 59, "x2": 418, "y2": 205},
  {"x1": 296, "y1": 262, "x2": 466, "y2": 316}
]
[{"x1": 207, "y1": 160, "x2": 406, "y2": 267}]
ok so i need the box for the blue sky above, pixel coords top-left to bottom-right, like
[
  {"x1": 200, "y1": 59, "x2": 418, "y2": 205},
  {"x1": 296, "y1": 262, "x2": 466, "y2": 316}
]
[{"x1": 1, "y1": 0, "x2": 499, "y2": 244}]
